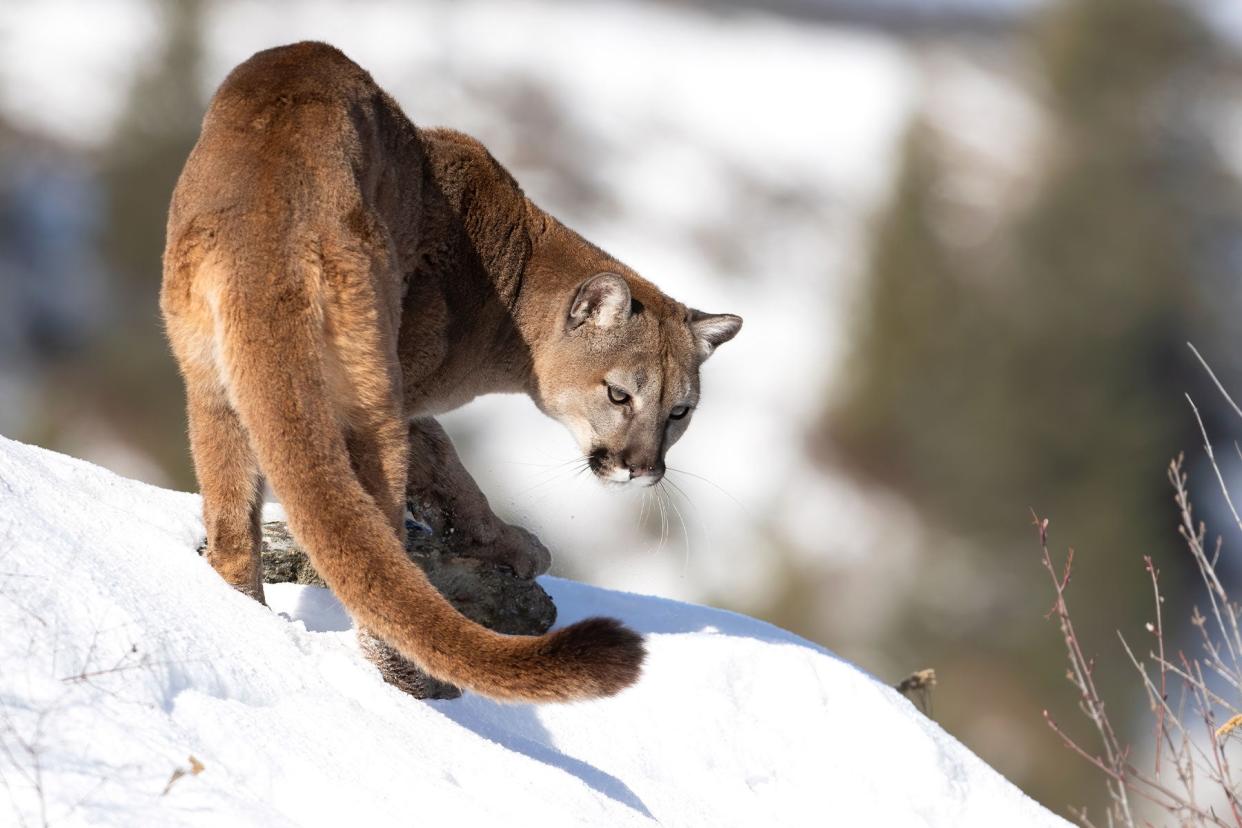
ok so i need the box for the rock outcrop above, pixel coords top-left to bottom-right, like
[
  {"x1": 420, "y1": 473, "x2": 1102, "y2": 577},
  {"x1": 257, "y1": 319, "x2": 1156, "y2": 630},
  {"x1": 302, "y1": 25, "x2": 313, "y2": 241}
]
[{"x1": 208, "y1": 516, "x2": 558, "y2": 699}]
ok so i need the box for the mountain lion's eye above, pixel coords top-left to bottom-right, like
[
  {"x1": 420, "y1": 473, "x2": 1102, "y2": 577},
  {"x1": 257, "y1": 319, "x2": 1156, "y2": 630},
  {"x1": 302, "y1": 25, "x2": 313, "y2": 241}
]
[
  {"x1": 607, "y1": 385, "x2": 631, "y2": 405},
  {"x1": 669, "y1": 405, "x2": 691, "y2": 420}
]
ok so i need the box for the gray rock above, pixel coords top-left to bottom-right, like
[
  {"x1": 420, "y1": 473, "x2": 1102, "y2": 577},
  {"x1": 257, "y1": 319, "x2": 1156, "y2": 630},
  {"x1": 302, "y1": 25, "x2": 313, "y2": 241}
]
[
  {"x1": 259, "y1": 521, "x2": 322, "y2": 586},
  {"x1": 256, "y1": 516, "x2": 558, "y2": 700}
]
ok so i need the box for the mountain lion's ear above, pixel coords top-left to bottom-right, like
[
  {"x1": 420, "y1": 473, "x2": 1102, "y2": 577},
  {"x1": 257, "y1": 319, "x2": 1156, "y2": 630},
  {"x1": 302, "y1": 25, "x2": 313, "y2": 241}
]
[
  {"x1": 690, "y1": 310, "x2": 742, "y2": 359},
  {"x1": 568, "y1": 272, "x2": 632, "y2": 330}
]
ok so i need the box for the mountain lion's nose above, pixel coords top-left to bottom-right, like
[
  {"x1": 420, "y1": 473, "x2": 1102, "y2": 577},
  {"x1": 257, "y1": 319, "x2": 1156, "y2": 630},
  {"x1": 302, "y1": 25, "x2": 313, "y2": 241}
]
[{"x1": 626, "y1": 463, "x2": 662, "y2": 480}]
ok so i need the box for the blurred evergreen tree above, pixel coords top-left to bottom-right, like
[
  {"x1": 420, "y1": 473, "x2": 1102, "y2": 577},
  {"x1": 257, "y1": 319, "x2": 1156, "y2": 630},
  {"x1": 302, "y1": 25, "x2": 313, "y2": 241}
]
[
  {"x1": 102, "y1": 0, "x2": 206, "y2": 288},
  {"x1": 819, "y1": 0, "x2": 1233, "y2": 816},
  {"x1": 48, "y1": 0, "x2": 206, "y2": 486}
]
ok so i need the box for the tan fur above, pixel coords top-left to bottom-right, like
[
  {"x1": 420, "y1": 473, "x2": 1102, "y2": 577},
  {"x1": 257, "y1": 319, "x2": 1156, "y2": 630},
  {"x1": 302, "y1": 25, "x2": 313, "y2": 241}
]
[{"x1": 161, "y1": 42, "x2": 740, "y2": 703}]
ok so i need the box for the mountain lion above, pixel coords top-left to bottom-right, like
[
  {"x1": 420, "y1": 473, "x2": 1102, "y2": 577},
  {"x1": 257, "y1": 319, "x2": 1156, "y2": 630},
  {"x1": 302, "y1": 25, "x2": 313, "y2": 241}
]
[{"x1": 161, "y1": 42, "x2": 741, "y2": 703}]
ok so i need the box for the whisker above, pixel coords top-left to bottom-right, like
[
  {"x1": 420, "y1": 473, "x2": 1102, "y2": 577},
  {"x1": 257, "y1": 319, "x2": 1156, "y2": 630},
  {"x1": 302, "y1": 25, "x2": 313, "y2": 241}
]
[
  {"x1": 528, "y1": 457, "x2": 590, "y2": 481},
  {"x1": 509, "y1": 457, "x2": 588, "y2": 496},
  {"x1": 665, "y1": 464, "x2": 755, "y2": 522},
  {"x1": 514, "y1": 471, "x2": 571, "y2": 498},
  {"x1": 497, "y1": 457, "x2": 582, "y2": 470},
  {"x1": 516, "y1": 476, "x2": 566, "y2": 501},
  {"x1": 661, "y1": 475, "x2": 691, "y2": 503},
  {"x1": 662, "y1": 474, "x2": 714, "y2": 562},
  {"x1": 520, "y1": 458, "x2": 591, "y2": 503},
  {"x1": 655, "y1": 484, "x2": 669, "y2": 557},
  {"x1": 661, "y1": 480, "x2": 692, "y2": 577}
]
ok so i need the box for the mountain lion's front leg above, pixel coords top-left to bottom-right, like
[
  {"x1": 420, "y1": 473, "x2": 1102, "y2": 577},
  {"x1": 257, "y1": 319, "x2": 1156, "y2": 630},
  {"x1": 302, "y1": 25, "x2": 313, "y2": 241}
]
[{"x1": 406, "y1": 417, "x2": 552, "y2": 579}]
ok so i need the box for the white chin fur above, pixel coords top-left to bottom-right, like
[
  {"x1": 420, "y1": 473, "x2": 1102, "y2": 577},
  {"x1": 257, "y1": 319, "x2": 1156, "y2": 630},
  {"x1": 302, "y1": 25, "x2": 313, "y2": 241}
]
[
  {"x1": 607, "y1": 471, "x2": 661, "y2": 488},
  {"x1": 595, "y1": 467, "x2": 661, "y2": 488}
]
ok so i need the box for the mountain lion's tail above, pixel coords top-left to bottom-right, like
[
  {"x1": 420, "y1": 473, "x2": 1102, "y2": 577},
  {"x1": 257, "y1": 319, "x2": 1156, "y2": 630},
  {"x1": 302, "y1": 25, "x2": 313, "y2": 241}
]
[{"x1": 212, "y1": 251, "x2": 645, "y2": 703}]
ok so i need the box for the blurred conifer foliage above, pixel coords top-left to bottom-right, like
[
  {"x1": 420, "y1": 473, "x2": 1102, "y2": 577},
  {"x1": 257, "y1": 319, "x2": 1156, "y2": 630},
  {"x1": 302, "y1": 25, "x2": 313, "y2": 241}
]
[
  {"x1": 69, "y1": 0, "x2": 205, "y2": 486},
  {"x1": 821, "y1": 0, "x2": 1241, "y2": 814}
]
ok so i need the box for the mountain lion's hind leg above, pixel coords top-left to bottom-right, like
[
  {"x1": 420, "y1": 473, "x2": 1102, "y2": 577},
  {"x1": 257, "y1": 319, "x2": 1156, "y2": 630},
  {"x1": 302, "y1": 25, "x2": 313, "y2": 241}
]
[
  {"x1": 346, "y1": 407, "x2": 444, "y2": 698},
  {"x1": 325, "y1": 259, "x2": 435, "y2": 696},
  {"x1": 187, "y1": 377, "x2": 265, "y2": 603},
  {"x1": 344, "y1": 408, "x2": 409, "y2": 538}
]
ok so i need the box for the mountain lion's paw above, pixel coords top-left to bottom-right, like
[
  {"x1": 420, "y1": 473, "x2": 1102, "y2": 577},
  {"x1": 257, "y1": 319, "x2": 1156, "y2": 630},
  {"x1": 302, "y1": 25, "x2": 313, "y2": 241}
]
[
  {"x1": 497, "y1": 524, "x2": 552, "y2": 579},
  {"x1": 455, "y1": 522, "x2": 551, "y2": 580}
]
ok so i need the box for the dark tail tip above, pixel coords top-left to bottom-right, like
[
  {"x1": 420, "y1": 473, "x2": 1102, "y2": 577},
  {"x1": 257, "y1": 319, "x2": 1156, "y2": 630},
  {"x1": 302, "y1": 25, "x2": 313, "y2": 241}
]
[{"x1": 546, "y1": 616, "x2": 646, "y2": 698}]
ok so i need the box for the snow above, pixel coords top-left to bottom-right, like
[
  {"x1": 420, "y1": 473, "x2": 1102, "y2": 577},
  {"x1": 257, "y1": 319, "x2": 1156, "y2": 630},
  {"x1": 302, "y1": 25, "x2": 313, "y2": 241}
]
[{"x1": 0, "y1": 436, "x2": 1065, "y2": 826}]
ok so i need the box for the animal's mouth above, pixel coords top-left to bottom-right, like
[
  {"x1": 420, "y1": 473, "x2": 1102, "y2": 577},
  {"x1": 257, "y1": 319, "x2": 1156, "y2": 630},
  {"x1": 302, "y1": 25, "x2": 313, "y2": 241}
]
[{"x1": 587, "y1": 447, "x2": 663, "y2": 486}]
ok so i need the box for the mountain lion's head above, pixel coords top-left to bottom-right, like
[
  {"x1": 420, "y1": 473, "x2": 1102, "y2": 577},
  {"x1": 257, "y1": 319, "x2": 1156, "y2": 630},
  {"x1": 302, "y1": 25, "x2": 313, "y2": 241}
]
[{"x1": 534, "y1": 271, "x2": 741, "y2": 487}]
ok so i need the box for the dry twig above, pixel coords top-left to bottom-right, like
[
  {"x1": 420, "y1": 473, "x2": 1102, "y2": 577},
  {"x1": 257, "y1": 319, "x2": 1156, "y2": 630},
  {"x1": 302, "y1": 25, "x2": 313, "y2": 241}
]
[{"x1": 1037, "y1": 346, "x2": 1242, "y2": 825}]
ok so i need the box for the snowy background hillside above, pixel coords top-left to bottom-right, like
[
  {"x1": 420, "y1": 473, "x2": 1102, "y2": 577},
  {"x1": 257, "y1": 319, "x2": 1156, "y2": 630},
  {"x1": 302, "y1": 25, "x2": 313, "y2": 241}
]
[
  {"x1": 0, "y1": 436, "x2": 1066, "y2": 826},
  {"x1": 5, "y1": 0, "x2": 1242, "y2": 819}
]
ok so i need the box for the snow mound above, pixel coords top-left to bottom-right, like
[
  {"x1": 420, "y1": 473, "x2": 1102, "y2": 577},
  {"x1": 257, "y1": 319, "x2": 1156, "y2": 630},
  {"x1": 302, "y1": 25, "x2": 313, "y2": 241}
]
[{"x1": 0, "y1": 436, "x2": 1066, "y2": 827}]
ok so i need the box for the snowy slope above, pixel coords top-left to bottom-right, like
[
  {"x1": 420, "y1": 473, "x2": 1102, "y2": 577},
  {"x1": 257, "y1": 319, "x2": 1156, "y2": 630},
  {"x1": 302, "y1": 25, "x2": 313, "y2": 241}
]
[{"x1": 0, "y1": 437, "x2": 1065, "y2": 827}]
